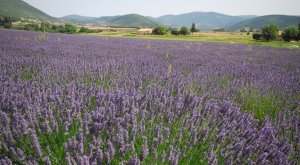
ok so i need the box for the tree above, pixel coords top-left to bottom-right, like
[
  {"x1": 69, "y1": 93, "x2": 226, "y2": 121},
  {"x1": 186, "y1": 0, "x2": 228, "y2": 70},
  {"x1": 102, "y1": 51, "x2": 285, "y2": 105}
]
[
  {"x1": 152, "y1": 25, "x2": 168, "y2": 35},
  {"x1": 3, "y1": 17, "x2": 12, "y2": 29},
  {"x1": 0, "y1": 17, "x2": 4, "y2": 26},
  {"x1": 179, "y1": 27, "x2": 190, "y2": 35},
  {"x1": 57, "y1": 25, "x2": 66, "y2": 33},
  {"x1": 171, "y1": 28, "x2": 179, "y2": 35},
  {"x1": 298, "y1": 22, "x2": 300, "y2": 30},
  {"x1": 40, "y1": 22, "x2": 51, "y2": 32},
  {"x1": 282, "y1": 26, "x2": 298, "y2": 42},
  {"x1": 261, "y1": 24, "x2": 279, "y2": 42},
  {"x1": 190, "y1": 22, "x2": 198, "y2": 34},
  {"x1": 64, "y1": 23, "x2": 77, "y2": 34},
  {"x1": 252, "y1": 33, "x2": 262, "y2": 41}
]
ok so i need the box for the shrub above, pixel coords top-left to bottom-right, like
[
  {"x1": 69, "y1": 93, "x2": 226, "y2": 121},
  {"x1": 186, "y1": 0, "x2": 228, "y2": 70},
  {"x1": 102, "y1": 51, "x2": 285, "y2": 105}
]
[
  {"x1": 79, "y1": 27, "x2": 89, "y2": 33},
  {"x1": 80, "y1": 27, "x2": 99, "y2": 33},
  {"x1": 282, "y1": 27, "x2": 298, "y2": 42},
  {"x1": 252, "y1": 33, "x2": 262, "y2": 41}
]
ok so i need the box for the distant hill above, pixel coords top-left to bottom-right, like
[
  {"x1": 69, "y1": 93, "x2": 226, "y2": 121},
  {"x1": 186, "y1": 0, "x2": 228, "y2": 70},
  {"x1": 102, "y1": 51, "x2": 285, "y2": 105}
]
[
  {"x1": 228, "y1": 15, "x2": 300, "y2": 30},
  {"x1": 0, "y1": 0, "x2": 54, "y2": 21},
  {"x1": 60, "y1": 14, "x2": 158, "y2": 27},
  {"x1": 60, "y1": 15, "x2": 97, "y2": 23},
  {"x1": 94, "y1": 16, "x2": 120, "y2": 23},
  {"x1": 155, "y1": 12, "x2": 256, "y2": 29},
  {"x1": 2, "y1": 1, "x2": 299, "y2": 31},
  {"x1": 107, "y1": 14, "x2": 159, "y2": 27}
]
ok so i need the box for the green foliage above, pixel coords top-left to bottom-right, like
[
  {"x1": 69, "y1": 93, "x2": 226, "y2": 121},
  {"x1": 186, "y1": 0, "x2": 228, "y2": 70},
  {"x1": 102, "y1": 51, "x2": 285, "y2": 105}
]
[
  {"x1": 24, "y1": 23, "x2": 40, "y2": 31},
  {"x1": 152, "y1": 25, "x2": 168, "y2": 35},
  {"x1": 190, "y1": 22, "x2": 198, "y2": 33},
  {"x1": 179, "y1": 27, "x2": 190, "y2": 35},
  {"x1": 40, "y1": 22, "x2": 51, "y2": 31},
  {"x1": 236, "y1": 85, "x2": 287, "y2": 122},
  {"x1": 79, "y1": 27, "x2": 89, "y2": 33},
  {"x1": 0, "y1": 17, "x2": 3, "y2": 25},
  {"x1": 252, "y1": 33, "x2": 262, "y2": 41},
  {"x1": 3, "y1": 17, "x2": 12, "y2": 29},
  {"x1": 171, "y1": 28, "x2": 179, "y2": 35},
  {"x1": 297, "y1": 22, "x2": 300, "y2": 41},
  {"x1": 282, "y1": 26, "x2": 298, "y2": 42},
  {"x1": 50, "y1": 25, "x2": 58, "y2": 32},
  {"x1": 64, "y1": 23, "x2": 77, "y2": 34},
  {"x1": 50, "y1": 25, "x2": 66, "y2": 33},
  {"x1": 57, "y1": 25, "x2": 66, "y2": 33},
  {"x1": 37, "y1": 122, "x2": 80, "y2": 163},
  {"x1": 261, "y1": 24, "x2": 279, "y2": 42},
  {"x1": 79, "y1": 27, "x2": 99, "y2": 33}
]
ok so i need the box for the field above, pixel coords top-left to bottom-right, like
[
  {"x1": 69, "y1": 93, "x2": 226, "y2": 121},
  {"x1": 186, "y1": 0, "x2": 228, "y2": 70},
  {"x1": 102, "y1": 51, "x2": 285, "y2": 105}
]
[
  {"x1": 81, "y1": 29, "x2": 300, "y2": 49},
  {"x1": 0, "y1": 29, "x2": 300, "y2": 164}
]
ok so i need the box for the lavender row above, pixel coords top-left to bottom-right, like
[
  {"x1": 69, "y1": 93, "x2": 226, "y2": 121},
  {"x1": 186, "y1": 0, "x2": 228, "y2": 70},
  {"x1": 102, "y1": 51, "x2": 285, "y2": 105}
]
[
  {"x1": 1, "y1": 29, "x2": 299, "y2": 97},
  {"x1": 0, "y1": 77, "x2": 296, "y2": 164}
]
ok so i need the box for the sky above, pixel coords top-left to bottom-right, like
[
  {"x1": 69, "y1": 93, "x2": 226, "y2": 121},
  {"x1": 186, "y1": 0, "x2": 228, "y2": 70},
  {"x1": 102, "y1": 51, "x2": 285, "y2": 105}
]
[{"x1": 22, "y1": 0, "x2": 300, "y2": 18}]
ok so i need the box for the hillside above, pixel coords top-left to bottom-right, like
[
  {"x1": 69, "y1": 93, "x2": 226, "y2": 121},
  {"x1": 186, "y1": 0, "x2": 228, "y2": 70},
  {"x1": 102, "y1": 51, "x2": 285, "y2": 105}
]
[
  {"x1": 0, "y1": 0, "x2": 54, "y2": 21},
  {"x1": 155, "y1": 12, "x2": 256, "y2": 29},
  {"x1": 94, "y1": 16, "x2": 120, "y2": 23},
  {"x1": 60, "y1": 14, "x2": 97, "y2": 23},
  {"x1": 229, "y1": 15, "x2": 300, "y2": 30},
  {"x1": 107, "y1": 14, "x2": 159, "y2": 27}
]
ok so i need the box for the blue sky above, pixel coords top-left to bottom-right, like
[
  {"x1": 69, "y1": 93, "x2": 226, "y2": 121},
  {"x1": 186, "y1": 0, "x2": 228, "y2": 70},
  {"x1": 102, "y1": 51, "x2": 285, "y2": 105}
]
[{"x1": 23, "y1": 0, "x2": 300, "y2": 17}]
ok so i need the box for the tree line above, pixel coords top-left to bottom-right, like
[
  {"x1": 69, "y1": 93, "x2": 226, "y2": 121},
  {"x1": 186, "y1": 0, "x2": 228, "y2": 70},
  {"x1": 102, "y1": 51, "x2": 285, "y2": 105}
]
[
  {"x1": 253, "y1": 23, "x2": 300, "y2": 42},
  {"x1": 152, "y1": 22, "x2": 199, "y2": 35},
  {"x1": 0, "y1": 17, "x2": 100, "y2": 34}
]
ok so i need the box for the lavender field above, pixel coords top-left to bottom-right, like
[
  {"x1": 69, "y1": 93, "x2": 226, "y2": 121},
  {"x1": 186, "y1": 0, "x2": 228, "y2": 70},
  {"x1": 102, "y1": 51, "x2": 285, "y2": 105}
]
[{"x1": 0, "y1": 29, "x2": 300, "y2": 165}]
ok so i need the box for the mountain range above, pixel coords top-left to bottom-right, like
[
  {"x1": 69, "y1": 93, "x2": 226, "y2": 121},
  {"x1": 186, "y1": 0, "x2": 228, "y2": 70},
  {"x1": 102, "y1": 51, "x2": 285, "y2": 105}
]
[
  {"x1": 228, "y1": 15, "x2": 300, "y2": 30},
  {"x1": 1, "y1": 0, "x2": 300, "y2": 30},
  {"x1": 155, "y1": 12, "x2": 256, "y2": 29}
]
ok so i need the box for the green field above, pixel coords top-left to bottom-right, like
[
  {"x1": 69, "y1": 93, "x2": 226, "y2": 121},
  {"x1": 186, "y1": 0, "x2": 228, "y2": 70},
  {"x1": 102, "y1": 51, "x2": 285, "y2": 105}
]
[{"x1": 81, "y1": 31, "x2": 300, "y2": 49}]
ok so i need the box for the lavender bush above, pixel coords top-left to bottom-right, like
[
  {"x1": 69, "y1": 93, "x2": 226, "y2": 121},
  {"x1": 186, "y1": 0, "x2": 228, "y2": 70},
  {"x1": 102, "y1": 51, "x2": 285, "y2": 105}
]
[{"x1": 0, "y1": 29, "x2": 299, "y2": 164}]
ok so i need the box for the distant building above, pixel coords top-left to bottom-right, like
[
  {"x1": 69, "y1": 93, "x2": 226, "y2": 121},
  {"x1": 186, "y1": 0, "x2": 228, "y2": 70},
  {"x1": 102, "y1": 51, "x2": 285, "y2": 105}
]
[{"x1": 137, "y1": 28, "x2": 153, "y2": 35}]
